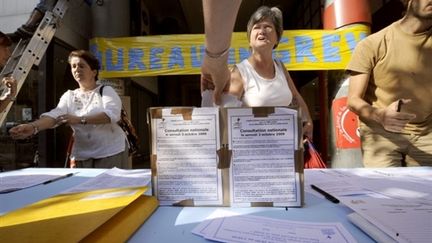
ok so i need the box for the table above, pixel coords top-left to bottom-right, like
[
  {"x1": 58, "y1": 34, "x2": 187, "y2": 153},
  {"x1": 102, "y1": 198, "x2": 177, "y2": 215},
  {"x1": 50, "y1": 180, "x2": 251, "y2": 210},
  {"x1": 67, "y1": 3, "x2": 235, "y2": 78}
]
[{"x1": 0, "y1": 168, "x2": 374, "y2": 242}]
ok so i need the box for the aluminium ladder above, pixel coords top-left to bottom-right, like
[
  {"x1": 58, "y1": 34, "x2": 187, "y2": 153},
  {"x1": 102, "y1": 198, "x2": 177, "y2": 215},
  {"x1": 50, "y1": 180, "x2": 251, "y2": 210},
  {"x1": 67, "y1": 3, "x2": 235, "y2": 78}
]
[{"x1": 0, "y1": 0, "x2": 70, "y2": 127}]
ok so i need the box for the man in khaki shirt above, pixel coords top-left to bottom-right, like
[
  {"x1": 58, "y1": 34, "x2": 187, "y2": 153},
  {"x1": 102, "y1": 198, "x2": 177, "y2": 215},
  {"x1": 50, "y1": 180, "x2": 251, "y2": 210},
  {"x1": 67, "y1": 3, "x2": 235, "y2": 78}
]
[
  {"x1": 0, "y1": 31, "x2": 17, "y2": 113},
  {"x1": 347, "y1": 0, "x2": 432, "y2": 167}
]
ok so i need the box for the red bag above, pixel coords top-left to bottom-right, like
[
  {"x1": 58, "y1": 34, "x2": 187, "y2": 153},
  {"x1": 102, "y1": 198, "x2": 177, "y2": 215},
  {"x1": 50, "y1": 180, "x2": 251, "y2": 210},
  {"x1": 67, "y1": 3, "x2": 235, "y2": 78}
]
[{"x1": 304, "y1": 138, "x2": 327, "y2": 169}]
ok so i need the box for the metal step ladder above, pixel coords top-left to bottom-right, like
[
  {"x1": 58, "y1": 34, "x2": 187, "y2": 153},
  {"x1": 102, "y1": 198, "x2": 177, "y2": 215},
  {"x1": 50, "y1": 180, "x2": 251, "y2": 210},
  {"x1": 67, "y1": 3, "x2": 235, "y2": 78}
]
[{"x1": 0, "y1": 0, "x2": 70, "y2": 127}]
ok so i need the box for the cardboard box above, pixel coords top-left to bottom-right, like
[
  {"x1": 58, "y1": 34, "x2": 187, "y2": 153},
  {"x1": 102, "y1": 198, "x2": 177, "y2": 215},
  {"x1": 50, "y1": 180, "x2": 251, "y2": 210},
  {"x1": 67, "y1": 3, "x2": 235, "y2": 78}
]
[{"x1": 148, "y1": 107, "x2": 304, "y2": 207}]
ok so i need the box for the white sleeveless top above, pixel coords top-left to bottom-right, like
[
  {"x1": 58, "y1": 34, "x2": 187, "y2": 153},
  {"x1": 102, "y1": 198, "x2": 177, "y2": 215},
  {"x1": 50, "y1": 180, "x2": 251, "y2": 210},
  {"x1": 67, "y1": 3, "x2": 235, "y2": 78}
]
[{"x1": 236, "y1": 59, "x2": 292, "y2": 107}]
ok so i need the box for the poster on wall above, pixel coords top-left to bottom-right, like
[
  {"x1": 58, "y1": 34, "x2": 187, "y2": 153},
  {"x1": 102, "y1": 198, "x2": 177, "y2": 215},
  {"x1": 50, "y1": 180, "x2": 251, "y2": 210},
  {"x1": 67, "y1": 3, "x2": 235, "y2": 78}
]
[{"x1": 332, "y1": 97, "x2": 361, "y2": 149}]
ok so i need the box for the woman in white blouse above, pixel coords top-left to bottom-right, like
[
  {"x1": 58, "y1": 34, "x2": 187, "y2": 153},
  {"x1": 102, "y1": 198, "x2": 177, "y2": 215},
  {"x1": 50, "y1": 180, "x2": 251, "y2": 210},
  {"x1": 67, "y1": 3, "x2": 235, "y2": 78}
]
[{"x1": 10, "y1": 50, "x2": 128, "y2": 168}]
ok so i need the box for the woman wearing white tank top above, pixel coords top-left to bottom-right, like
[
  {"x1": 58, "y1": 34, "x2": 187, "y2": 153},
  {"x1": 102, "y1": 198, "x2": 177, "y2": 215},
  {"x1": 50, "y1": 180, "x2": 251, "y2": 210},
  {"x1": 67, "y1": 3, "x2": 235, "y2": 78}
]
[{"x1": 229, "y1": 6, "x2": 314, "y2": 139}]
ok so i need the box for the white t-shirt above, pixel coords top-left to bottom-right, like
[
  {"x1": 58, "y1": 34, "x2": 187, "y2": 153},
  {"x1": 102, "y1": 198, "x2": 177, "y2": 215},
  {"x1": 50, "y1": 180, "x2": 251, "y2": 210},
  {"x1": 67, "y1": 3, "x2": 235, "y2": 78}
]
[
  {"x1": 236, "y1": 59, "x2": 292, "y2": 107},
  {"x1": 41, "y1": 84, "x2": 126, "y2": 160}
]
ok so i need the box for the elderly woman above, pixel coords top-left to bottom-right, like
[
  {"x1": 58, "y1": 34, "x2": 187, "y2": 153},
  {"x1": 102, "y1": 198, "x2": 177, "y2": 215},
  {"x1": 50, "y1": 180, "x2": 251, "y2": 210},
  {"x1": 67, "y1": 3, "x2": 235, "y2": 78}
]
[
  {"x1": 228, "y1": 6, "x2": 313, "y2": 139},
  {"x1": 9, "y1": 50, "x2": 128, "y2": 168}
]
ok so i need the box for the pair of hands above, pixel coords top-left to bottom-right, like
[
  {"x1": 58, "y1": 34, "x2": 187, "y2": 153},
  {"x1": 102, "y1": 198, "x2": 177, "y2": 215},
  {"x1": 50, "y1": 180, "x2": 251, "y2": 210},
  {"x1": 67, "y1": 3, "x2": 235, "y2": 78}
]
[
  {"x1": 379, "y1": 99, "x2": 416, "y2": 132},
  {"x1": 9, "y1": 114, "x2": 81, "y2": 140}
]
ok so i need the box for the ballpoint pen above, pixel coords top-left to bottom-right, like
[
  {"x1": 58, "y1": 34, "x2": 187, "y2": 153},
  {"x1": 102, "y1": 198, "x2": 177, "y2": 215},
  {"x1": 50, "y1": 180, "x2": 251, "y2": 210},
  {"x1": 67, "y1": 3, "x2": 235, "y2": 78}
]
[
  {"x1": 396, "y1": 99, "x2": 403, "y2": 112},
  {"x1": 311, "y1": 184, "x2": 339, "y2": 204},
  {"x1": 43, "y1": 173, "x2": 74, "y2": 185}
]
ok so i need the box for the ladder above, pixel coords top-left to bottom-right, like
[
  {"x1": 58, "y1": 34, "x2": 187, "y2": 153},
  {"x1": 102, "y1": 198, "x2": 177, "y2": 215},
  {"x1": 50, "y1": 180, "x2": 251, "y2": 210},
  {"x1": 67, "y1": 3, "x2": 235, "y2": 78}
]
[{"x1": 0, "y1": 0, "x2": 70, "y2": 127}]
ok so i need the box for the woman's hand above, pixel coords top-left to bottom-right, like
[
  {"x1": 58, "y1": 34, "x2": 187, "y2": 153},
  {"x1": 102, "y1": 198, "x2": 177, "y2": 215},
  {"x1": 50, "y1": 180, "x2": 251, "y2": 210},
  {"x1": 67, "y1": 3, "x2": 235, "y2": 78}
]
[
  {"x1": 200, "y1": 51, "x2": 231, "y2": 105},
  {"x1": 303, "y1": 121, "x2": 313, "y2": 140},
  {"x1": 9, "y1": 124, "x2": 35, "y2": 140}
]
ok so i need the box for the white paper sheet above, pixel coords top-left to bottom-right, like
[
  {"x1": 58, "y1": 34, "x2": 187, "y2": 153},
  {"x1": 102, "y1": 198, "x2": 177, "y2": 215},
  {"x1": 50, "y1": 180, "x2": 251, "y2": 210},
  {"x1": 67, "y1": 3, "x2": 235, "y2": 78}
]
[
  {"x1": 0, "y1": 173, "x2": 73, "y2": 193},
  {"x1": 347, "y1": 212, "x2": 397, "y2": 243},
  {"x1": 61, "y1": 167, "x2": 150, "y2": 194},
  {"x1": 341, "y1": 196, "x2": 432, "y2": 243},
  {"x1": 304, "y1": 168, "x2": 432, "y2": 243},
  {"x1": 227, "y1": 107, "x2": 300, "y2": 207},
  {"x1": 193, "y1": 211, "x2": 357, "y2": 243},
  {"x1": 191, "y1": 209, "x2": 240, "y2": 237},
  {"x1": 151, "y1": 107, "x2": 223, "y2": 205},
  {"x1": 305, "y1": 168, "x2": 432, "y2": 203}
]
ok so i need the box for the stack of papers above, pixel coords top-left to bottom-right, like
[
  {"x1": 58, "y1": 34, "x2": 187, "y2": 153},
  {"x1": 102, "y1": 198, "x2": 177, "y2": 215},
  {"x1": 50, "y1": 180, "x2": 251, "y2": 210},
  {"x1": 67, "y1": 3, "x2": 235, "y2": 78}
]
[
  {"x1": 304, "y1": 168, "x2": 432, "y2": 243},
  {"x1": 0, "y1": 172, "x2": 77, "y2": 194},
  {"x1": 343, "y1": 197, "x2": 432, "y2": 243},
  {"x1": 192, "y1": 209, "x2": 357, "y2": 242}
]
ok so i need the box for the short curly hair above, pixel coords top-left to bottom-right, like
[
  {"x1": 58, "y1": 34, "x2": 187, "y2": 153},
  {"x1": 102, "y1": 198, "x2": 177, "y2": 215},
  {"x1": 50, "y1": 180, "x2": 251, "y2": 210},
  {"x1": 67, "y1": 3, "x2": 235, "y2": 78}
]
[
  {"x1": 68, "y1": 50, "x2": 100, "y2": 80},
  {"x1": 246, "y1": 6, "x2": 283, "y2": 49}
]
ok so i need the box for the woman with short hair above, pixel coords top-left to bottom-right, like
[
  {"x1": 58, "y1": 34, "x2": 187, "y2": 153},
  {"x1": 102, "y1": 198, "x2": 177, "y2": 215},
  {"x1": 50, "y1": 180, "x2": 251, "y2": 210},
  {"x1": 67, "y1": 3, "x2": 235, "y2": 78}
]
[{"x1": 9, "y1": 50, "x2": 129, "y2": 168}]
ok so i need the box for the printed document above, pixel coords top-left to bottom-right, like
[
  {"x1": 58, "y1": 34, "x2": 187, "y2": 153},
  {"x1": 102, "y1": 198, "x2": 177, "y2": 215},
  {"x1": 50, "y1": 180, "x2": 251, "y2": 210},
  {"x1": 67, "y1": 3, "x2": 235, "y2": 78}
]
[
  {"x1": 61, "y1": 167, "x2": 151, "y2": 194},
  {"x1": 305, "y1": 168, "x2": 432, "y2": 243},
  {"x1": 342, "y1": 196, "x2": 432, "y2": 243},
  {"x1": 228, "y1": 107, "x2": 300, "y2": 207},
  {"x1": 0, "y1": 170, "x2": 78, "y2": 193},
  {"x1": 192, "y1": 209, "x2": 357, "y2": 243},
  {"x1": 152, "y1": 108, "x2": 223, "y2": 205}
]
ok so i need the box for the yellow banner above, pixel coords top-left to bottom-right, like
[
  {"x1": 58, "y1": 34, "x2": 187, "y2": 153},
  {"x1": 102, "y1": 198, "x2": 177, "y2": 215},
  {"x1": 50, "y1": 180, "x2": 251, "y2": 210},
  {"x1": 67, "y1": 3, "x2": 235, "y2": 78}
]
[{"x1": 90, "y1": 25, "x2": 369, "y2": 78}]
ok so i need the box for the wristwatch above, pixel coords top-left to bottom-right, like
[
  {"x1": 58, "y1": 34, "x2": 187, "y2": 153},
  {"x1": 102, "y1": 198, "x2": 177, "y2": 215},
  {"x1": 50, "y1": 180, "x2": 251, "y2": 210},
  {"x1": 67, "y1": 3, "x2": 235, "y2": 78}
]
[{"x1": 80, "y1": 116, "x2": 87, "y2": 125}]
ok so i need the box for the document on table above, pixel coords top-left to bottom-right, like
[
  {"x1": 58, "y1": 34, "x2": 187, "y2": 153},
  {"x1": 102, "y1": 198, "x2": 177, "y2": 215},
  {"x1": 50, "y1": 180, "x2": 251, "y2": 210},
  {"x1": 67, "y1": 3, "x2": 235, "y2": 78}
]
[
  {"x1": 0, "y1": 171, "x2": 77, "y2": 193},
  {"x1": 304, "y1": 168, "x2": 432, "y2": 243},
  {"x1": 61, "y1": 167, "x2": 151, "y2": 194},
  {"x1": 227, "y1": 107, "x2": 301, "y2": 207},
  {"x1": 192, "y1": 209, "x2": 357, "y2": 243},
  {"x1": 151, "y1": 108, "x2": 223, "y2": 206},
  {"x1": 304, "y1": 168, "x2": 432, "y2": 204},
  {"x1": 347, "y1": 213, "x2": 397, "y2": 243},
  {"x1": 341, "y1": 196, "x2": 432, "y2": 243}
]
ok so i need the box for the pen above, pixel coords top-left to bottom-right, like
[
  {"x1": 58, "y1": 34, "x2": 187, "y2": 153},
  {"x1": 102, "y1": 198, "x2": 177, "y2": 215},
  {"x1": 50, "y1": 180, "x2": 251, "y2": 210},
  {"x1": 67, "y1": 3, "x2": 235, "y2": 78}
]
[
  {"x1": 43, "y1": 173, "x2": 74, "y2": 185},
  {"x1": 396, "y1": 99, "x2": 403, "y2": 112},
  {"x1": 311, "y1": 184, "x2": 339, "y2": 204}
]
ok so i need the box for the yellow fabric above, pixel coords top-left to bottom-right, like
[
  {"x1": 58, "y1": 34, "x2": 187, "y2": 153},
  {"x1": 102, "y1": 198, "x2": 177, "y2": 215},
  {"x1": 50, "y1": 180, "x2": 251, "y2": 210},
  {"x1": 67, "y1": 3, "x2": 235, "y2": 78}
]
[{"x1": 90, "y1": 24, "x2": 369, "y2": 78}]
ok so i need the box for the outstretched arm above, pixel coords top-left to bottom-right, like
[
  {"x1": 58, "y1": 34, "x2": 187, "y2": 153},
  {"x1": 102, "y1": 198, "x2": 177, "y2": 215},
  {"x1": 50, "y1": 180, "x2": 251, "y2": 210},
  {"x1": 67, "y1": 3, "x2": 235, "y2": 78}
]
[{"x1": 201, "y1": 0, "x2": 242, "y2": 105}]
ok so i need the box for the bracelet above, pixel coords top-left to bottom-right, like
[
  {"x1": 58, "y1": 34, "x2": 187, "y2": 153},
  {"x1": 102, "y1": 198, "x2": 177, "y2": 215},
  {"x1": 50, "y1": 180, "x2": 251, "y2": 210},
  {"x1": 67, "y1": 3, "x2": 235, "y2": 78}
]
[
  {"x1": 30, "y1": 123, "x2": 39, "y2": 135},
  {"x1": 205, "y1": 47, "x2": 230, "y2": 59}
]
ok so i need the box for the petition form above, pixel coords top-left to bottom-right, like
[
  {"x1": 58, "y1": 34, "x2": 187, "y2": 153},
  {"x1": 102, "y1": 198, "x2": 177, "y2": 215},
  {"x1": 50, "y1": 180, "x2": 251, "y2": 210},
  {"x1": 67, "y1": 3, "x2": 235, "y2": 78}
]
[
  {"x1": 227, "y1": 107, "x2": 301, "y2": 207},
  {"x1": 152, "y1": 108, "x2": 223, "y2": 205},
  {"x1": 192, "y1": 209, "x2": 357, "y2": 243}
]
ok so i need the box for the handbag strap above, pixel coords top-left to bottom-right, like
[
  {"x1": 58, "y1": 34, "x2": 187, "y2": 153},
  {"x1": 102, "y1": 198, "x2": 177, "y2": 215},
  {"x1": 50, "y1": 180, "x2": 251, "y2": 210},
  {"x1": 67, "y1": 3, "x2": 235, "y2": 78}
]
[
  {"x1": 99, "y1": 84, "x2": 105, "y2": 96},
  {"x1": 99, "y1": 84, "x2": 127, "y2": 111}
]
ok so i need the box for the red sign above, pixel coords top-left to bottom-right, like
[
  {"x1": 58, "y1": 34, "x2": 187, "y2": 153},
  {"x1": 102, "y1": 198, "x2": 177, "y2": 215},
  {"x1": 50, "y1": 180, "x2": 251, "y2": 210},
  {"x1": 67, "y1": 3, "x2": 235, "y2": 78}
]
[{"x1": 332, "y1": 97, "x2": 361, "y2": 148}]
